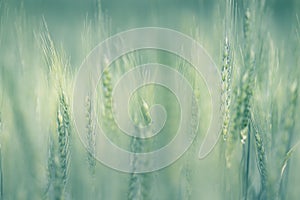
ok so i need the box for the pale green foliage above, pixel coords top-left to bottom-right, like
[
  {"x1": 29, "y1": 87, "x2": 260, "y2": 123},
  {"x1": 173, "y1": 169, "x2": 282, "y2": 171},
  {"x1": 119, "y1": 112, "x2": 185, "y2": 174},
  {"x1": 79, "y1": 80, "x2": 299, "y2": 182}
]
[
  {"x1": 222, "y1": 1, "x2": 300, "y2": 200},
  {"x1": 0, "y1": 0, "x2": 299, "y2": 200}
]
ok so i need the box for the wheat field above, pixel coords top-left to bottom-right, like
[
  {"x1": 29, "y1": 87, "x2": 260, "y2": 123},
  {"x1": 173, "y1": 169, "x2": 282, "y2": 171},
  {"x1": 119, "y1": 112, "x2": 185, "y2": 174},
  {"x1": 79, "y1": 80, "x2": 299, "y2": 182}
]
[{"x1": 0, "y1": 0, "x2": 300, "y2": 199}]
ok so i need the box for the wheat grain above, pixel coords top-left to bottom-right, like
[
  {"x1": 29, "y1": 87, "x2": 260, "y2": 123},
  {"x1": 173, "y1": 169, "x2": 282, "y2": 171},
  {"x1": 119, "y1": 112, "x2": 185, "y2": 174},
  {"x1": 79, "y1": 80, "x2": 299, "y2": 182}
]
[
  {"x1": 221, "y1": 36, "x2": 232, "y2": 141},
  {"x1": 99, "y1": 66, "x2": 115, "y2": 137},
  {"x1": 232, "y1": 8, "x2": 255, "y2": 144},
  {"x1": 46, "y1": 92, "x2": 71, "y2": 200},
  {"x1": 57, "y1": 93, "x2": 71, "y2": 188},
  {"x1": 252, "y1": 121, "x2": 267, "y2": 194}
]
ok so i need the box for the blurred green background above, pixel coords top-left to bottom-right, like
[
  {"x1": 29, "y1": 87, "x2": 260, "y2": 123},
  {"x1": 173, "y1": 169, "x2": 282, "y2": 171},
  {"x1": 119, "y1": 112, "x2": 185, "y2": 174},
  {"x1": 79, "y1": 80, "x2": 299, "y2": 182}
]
[
  {"x1": 1, "y1": 0, "x2": 300, "y2": 200},
  {"x1": 3, "y1": 0, "x2": 300, "y2": 66}
]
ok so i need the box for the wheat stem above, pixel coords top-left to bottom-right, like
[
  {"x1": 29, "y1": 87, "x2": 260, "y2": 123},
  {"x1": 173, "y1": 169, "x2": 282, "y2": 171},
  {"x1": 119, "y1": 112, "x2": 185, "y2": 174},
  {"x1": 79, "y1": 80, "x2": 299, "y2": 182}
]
[
  {"x1": 278, "y1": 80, "x2": 298, "y2": 198},
  {"x1": 127, "y1": 98, "x2": 152, "y2": 200},
  {"x1": 85, "y1": 95, "x2": 96, "y2": 198}
]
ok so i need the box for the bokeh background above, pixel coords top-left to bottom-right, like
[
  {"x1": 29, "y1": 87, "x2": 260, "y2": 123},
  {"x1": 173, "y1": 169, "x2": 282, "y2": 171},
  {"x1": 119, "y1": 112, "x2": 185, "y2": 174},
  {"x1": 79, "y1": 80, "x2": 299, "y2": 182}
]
[{"x1": 0, "y1": 0, "x2": 300, "y2": 199}]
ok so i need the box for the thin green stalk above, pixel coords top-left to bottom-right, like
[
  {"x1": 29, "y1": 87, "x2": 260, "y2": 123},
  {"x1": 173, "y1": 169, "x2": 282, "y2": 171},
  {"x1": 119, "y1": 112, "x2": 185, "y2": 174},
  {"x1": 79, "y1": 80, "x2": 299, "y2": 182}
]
[
  {"x1": 178, "y1": 148, "x2": 192, "y2": 200},
  {"x1": 229, "y1": 7, "x2": 257, "y2": 200},
  {"x1": 85, "y1": 95, "x2": 96, "y2": 198},
  {"x1": 278, "y1": 80, "x2": 298, "y2": 199},
  {"x1": 241, "y1": 124, "x2": 251, "y2": 200},
  {"x1": 127, "y1": 98, "x2": 152, "y2": 200},
  {"x1": 128, "y1": 137, "x2": 147, "y2": 200}
]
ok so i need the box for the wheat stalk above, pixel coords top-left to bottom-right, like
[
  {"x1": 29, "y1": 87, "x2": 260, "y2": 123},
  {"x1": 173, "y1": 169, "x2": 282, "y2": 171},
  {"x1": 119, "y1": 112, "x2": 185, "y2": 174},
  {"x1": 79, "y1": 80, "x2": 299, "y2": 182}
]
[
  {"x1": 86, "y1": 95, "x2": 96, "y2": 177},
  {"x1": 278, "y1": 80, "x2": 298, "y2": 198},
  {"x1": 222, "y1": 0, "x2": 237, "y2": 171},
  {"x1": 127, "y1": 97, "x2": 152, "y2": 200},
  {"x1": 40, "y1": 19, "x2": 72, "y2": 200},
  {"x1": 46, "y1": 134, "x2": 59, "y2": 200},
  {"x1": 45, "y1": 94, "x2": 71, "y2": 200},
  {"x1": 231, "y1": 8, "x2": 255, "y2": 145},
  {"x1": 57, "y1": 93, "x2": 71, "y2": 189},
  {"x1": 251, "y1": 116, "x2": 267, "y2": 198},
  {"x1": 85, "y1": 94, "x2": 97, "y2": 199},
  {"x1": 221, "y1": 36, "x2": 232, "y2": 141}
]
